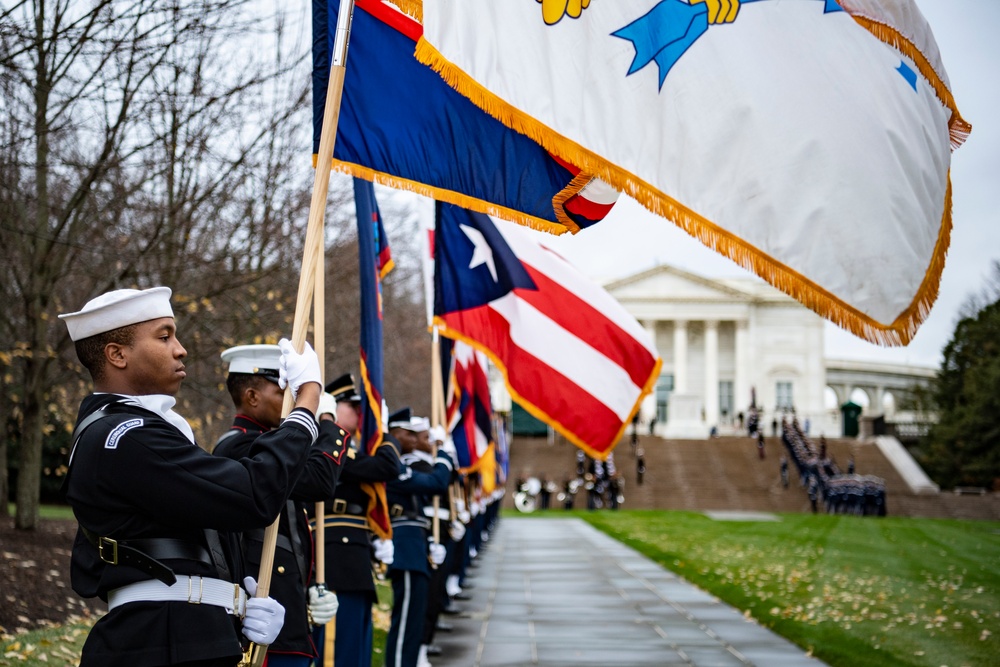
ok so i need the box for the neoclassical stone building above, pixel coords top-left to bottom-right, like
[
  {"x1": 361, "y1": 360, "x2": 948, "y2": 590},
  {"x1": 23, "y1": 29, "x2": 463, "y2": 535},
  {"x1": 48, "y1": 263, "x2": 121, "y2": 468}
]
[{"x1": 604, "y1": 265, "x2": 934, "y2": 439}]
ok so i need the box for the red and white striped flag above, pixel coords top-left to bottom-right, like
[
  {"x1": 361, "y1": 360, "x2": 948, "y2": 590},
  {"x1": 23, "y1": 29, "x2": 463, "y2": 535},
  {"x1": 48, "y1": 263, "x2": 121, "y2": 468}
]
[{"x1": 433, "y1": 201, "x2": 661, "y2": 460}]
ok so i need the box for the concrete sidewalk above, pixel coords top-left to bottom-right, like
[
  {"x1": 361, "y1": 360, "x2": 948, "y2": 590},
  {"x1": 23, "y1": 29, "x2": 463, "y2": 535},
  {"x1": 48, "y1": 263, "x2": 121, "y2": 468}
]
[{"x1": 431, "y1": 517, "x2": 828, "y2": 667}]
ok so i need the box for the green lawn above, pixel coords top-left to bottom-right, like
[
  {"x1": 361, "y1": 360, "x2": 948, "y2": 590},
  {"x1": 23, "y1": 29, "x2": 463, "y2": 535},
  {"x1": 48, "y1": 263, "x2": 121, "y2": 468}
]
[
  {"x1": 0, "y1": 575, "x2": 394, "y2": 667},
  {"x1": 578, "y1": 510, "x2": 1000, "y2": 667},
  {"x1": 5, "y1": 510, "x2": 998, "y2": 667},
  {"x1": 5, "y1": 504, "x2": 76, "y2": 520},
  {"x1": 0, "y1": 618, "x2": 93, "y2": 666}
]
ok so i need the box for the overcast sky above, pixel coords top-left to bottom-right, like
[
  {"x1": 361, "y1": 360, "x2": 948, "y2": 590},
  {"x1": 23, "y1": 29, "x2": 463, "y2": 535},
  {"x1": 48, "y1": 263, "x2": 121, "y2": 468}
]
[{"x1": 384, "y1": 0, "x2": 997, "y2": 370}]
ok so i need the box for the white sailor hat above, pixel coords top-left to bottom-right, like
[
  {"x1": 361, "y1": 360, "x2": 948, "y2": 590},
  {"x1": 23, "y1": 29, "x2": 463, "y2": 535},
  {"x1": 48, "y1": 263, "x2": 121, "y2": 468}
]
[
  {"x1": 59, "y1": 286, "x2": 174, "y2": 342},
  {"x1": 221, "y1": 344, "x2": 282, "y2": 383}
]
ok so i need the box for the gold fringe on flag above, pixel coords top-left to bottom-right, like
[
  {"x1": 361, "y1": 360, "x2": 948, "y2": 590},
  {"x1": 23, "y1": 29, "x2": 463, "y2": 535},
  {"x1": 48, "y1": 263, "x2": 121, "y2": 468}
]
[
  {"x1": 383, "y1": 0, "x2": 422, "y2": 23},
  {"x1": 415, "y1": 37, "x2": 954, "y2": 347},
  {"x1": 311, "y1": 154, "x2": 575, "y2": 236},
  {"x1": 849, "y1": 16, "x2": 971, "y2": 150}
]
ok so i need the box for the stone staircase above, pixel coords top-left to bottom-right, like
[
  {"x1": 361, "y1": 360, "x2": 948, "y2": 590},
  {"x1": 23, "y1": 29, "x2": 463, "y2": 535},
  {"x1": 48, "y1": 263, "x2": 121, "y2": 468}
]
[{"x1": 505, "y1": 434, "x2": 1000, "y2": 520}]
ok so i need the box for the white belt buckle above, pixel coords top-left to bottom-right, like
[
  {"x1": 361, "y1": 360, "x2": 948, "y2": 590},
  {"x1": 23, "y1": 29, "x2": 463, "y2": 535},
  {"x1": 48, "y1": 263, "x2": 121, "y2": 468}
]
[
  {"x1": 234, "y1": 584, "x2": 246, "y2": 619},
  {"x1": 187, "y1": 575, "x2": 204, "y2": 604}
]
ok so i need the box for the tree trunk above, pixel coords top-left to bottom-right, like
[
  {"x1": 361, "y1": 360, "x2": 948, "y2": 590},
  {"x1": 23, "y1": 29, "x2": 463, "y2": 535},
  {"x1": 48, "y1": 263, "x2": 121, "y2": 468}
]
[
  {"x1": 15, "y1": 2, "x2": 51, "y2": 531},
  {"x1": 0, "y1": 420, "x2": 9, "y2": 517},
  {"x1": 14, "y1": 357, "x2": 46, "y2": 530}
]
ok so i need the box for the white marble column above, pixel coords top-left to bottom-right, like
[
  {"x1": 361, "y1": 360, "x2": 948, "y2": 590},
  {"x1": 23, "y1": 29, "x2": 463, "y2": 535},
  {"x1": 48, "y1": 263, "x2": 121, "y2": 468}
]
[
  {"x1": 673, "y1": 319, "x2": 688, "y2": 393},
  {"x1": 641, "y1": 320, "x2": 658, "y2": 423},
  {"x1": 704, "y1": 320, "x2": 719, "y2": 428},
  {"x1": 734, "y1": 319, "x2": 749, "y2": 413},
  {"x1": 666, "y1": 319, "x2": 704, "y2": 438}
]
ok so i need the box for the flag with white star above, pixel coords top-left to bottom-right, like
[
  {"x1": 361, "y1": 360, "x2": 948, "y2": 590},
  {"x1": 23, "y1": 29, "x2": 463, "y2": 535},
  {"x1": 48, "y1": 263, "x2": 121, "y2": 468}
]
[{"x1": 433, "y1": 202, "x2": 662, "y2": 460}]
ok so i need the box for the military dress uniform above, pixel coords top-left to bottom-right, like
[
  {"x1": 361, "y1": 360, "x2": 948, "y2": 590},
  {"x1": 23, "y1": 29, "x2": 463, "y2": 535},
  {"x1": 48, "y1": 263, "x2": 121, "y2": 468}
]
[
  {"x1": 383, "y1": 444, "x2": 452, "y2": 667},
  {"x1": 310, "y1": 435, "x2": 401, "y2": 667},
  {"x1": 417, "y1": 456, "x2": 458, "y2": 655},
  {"x1": 65, "y1": 393, "x2": 319, "y2": 667},
  {"x1": 214, "y1": 414, "x2": 348, "y2": 663}
]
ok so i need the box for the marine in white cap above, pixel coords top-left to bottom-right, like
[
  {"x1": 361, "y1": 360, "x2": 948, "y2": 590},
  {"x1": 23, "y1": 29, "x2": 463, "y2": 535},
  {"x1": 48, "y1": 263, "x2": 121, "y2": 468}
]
[
  {"x1": 214, "y1": 344, "x2": 350, "y2": 665},
  {"x1": 59, "y1": 286, "x2": 324, "y2": 667}
]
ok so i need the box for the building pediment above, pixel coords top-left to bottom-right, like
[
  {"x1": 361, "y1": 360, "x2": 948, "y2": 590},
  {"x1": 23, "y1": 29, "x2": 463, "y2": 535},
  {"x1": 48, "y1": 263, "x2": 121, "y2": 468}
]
[{"x1": 604, "y1": 265, "x2": 774, "y2": 304}]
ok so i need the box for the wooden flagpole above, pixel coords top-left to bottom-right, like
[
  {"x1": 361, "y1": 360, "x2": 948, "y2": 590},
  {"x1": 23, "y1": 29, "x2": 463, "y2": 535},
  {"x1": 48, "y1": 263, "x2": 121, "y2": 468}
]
[
  {"x1": 314, "y1": 245, "x2": 326, "y2": 587},
  {"x1": 430, "y1": 328, "x2": 443, "y2": 546},
  {"x1": 433, "y1": 329, "x2": 456, "y2": 526},
  {"x1": 242, "y1": 2, "x2": 356, "y2": 666}
]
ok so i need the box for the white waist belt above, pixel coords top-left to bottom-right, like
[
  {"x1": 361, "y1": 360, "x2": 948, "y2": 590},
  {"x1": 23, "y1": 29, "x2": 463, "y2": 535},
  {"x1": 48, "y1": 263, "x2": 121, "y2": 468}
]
[{"x1": 108, "y1": 575, "x2": 247, "y2": 617}]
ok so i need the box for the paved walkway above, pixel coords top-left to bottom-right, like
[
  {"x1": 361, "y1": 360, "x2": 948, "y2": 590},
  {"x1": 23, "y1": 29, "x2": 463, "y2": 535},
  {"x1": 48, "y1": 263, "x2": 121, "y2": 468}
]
[{"x1": 432, "y1": 517, "x2": 828, "y2": 667}]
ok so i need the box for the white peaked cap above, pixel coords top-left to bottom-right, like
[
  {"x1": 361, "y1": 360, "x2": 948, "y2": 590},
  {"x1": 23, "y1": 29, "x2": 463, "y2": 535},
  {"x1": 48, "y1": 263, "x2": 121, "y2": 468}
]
[
  {"x1": 221, "y1": 344, "x2": 282, "y2": 375},
  {"x1": 59, "y1": 287, "x2": 174, "y2": 342},
  {"x1": 409, "y1": 416, "x2": 431, "y2": 433}
]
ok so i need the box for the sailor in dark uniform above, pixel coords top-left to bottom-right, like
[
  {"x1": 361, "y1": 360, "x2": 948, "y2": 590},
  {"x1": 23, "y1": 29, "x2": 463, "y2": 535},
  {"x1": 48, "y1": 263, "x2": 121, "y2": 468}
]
[
  {"x1": 383, "y1": 409, "x2": 452, "y2": 667},
  {"x1": 214, "y1": 345, "x2": 349, "y2": 667},
  {"x1": 418, "y1": 425, "x2": 461, "y2": 663},
  {"x1": 310, "y1": 374, "x2": 401, "y2": 667},
  {"x1": 58, "y1": 287, "x2": 322, "y2": 667}
]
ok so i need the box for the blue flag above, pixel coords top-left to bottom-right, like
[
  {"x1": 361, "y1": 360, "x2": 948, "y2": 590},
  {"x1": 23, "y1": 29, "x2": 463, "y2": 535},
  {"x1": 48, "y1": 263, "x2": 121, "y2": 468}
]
[
  {"x1": 312, "y1": 0, "x2": 617, "y2": 234},
  {"x1": 355, "y1": 177, "x2": 391, "y2": 539}
]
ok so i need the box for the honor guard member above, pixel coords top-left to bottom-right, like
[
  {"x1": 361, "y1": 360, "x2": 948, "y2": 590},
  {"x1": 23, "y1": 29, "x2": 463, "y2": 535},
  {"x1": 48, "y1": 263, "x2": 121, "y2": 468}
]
[
  {"x1": 215, "y1": 345, "x2": 349, "y2": 667},
  {"x1": 310, "y1": 373, "x2": 401, "y2": 667},
  {"x1": 383, "y1": 409, "x2": 452, "y2": 667},
  {"x1": 59, "y1": 287, "x2": 323, "y2": 667},
  {"x1": 417, "y1": 425, "x2": 462, "y2": 662}
]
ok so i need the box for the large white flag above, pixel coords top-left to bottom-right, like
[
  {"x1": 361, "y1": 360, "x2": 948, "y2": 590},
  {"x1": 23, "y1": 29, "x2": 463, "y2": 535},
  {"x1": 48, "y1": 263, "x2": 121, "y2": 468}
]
[{"x1": 414, "y1": 0, "x2": 969, "y2": 345}]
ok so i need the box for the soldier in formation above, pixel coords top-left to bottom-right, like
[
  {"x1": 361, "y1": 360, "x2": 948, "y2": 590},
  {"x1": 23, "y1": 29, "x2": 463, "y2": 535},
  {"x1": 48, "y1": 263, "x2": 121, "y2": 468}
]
[{"x1": 60, "y1": 287, "x2": 320, "y2": 666}]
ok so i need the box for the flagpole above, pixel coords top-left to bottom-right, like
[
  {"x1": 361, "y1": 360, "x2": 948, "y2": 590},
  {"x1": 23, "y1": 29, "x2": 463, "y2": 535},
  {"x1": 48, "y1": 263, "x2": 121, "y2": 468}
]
[
  {"x1": 314, "y1": 245, "x2": 326, "y2": 589},
  {"x1": 242, "y1": 2, "x2": 356, "y2": 666},
  {"x1": 421, "y1": 208, "x2": 444, "y2": 547},
  {"x1": 430, "y1": 328, "x2": 443, "y2": 547}
]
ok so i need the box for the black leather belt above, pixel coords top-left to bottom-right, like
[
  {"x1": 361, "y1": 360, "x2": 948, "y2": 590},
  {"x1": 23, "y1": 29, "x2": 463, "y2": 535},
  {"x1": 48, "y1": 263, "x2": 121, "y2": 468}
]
[
  {"x1": 327, "y1": 498, "x2": 365, "y2": 516},
  {"x1": 389, "y1": 503, "x2": 422, "y2": 520},
  {"x1": 246, "y1": 531, "x2": 295, "y2": 554},
  {"x1": 94, "y1": 536, "x2": 211, "y2": 587}
]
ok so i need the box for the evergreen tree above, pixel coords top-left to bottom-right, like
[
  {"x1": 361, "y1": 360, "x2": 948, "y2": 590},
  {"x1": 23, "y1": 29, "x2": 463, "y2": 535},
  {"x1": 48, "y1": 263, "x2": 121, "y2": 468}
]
[{"x1": 921, "y1": 271, "x2": 1000, "y2": 489}]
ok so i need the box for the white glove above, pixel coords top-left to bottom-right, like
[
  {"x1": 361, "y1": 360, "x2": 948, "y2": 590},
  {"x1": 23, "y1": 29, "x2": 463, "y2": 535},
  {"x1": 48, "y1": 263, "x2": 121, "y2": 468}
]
[
  {"x1": 242, "y1": 576, "x2": 285, "y2": 645},
  {"x1": 373, "y1": 538, "x2": 394, "y2": 565},
  {"x1": 458, "y1": 509, "x2": 471, "y2": 524},
  {"x1": 317, "y1": 392, "x2": 338, "y2": 417},
  {"x1": 429, "y1": 542, "x2": 446, "y2": 566},
  {"x1": 428, "y1": 425, "x2": 446, "y2": 444},
  {"x1": 277, "y1": 339, "x2": 322, "y2": 400},
  {"x1": 440, "y1": 437, "x2": 458, "y2": 461},
  {"x1": 307, "y1": 584, "x2": 339, "y2": 625},
  {"x1": 448, "y1": 519, "x2": 466, "y2": 542}
]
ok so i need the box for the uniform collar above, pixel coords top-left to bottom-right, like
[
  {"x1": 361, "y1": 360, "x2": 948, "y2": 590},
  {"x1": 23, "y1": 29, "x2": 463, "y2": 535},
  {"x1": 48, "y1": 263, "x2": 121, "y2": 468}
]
[
  {"x1": 97, "y1": 392, "x2": 196, "y2": 444},
  {"x1": 233, "y1": 414, "x2": 271, "y2": 434}
]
